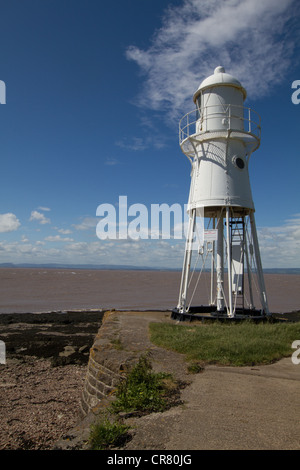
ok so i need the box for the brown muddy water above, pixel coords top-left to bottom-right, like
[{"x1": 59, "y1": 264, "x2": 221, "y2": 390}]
[{"x1": 0, "y1": 268, "x2": 299, "y2": 314}]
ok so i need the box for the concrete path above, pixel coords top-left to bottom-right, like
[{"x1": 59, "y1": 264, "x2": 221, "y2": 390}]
[
  {"x1": 116, "y1": 311, "x2": 300, "y2": 450},
  {"x1": 164, "y1": 359, "x2": 299, "y2": 450},
  {"x1": 58, "y1": 310, "x2": 300, "y2": 450}
]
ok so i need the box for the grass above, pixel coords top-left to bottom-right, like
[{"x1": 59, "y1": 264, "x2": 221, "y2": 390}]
[
  {"x1": 89, "y1": 417, "x2": 130, "y2": 450},
  {"x1": 111, "y1": 354, "x2": 173, "y2": 413},
  {"x1": 89, "y1": 354, "x2": 178, "y2": 449},
  {"x1": 149, "y1": 320, "x2": 300, "y2": 367}
]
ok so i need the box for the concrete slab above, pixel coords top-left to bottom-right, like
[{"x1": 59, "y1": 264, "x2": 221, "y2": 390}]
[{"x1": 117, "y1": 311, "x2": 300, "y2": 450}]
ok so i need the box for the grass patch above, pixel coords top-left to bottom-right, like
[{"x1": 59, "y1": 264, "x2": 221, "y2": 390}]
[
  {"x1": 89, "y1": 417, "x2": 130, "y2": 450},
  {"x1": 187, "y1": 362, "x2": 205, "y2": 374},
  {"x1": 149, "y1": 320, "x2": 300, "y2": 367},
  {"x1": 88, "y1": 354, "x2": 181, "y2": 449},
  {"x1": 111, "y1": 354, "x2": 175, "y2": 413}
]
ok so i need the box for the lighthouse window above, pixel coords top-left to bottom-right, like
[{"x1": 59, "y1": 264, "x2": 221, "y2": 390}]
[
  {"x1": 233, "y1": 156, "x2": 245, "y2": 169},
  {"x1": 236, "y1": 157, "x2": 245, "y2": 169}
]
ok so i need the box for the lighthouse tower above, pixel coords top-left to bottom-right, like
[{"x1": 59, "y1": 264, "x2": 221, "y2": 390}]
[{"x1": 173, "y1": 66, "x2": 269, "y2": 320}]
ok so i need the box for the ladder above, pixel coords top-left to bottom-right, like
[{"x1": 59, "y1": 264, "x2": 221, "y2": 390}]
[{"x1": 230, "y1": 217, "x2": 245, "y2": 311}]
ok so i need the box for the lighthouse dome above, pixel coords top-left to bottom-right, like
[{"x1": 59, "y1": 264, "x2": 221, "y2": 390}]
[{"x1": 193, "y1": 66, "x2": 247, "y2": 103}]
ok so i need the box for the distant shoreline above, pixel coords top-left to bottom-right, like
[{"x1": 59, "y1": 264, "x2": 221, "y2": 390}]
[{"x1": 0, "y1": 264, "x2": 300, "y2": 275}]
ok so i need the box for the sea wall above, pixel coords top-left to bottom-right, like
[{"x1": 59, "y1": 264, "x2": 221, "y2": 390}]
[{"x1": 80, "y1": 311, "x2": 139, "y2": 417}]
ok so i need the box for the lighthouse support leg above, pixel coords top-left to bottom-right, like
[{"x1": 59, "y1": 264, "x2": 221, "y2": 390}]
[
  {"x1": 177, "y1": 209, "x2": 196, "y2": 312},
  {"x1": 216, "y1": 212, "x2": 224, "y2": 312},
  {"x1": 244, "y1": 221, "x2": 254, "y2": 310},
  {"x1": 226, "y1": 207, "x2": 234, "y2": 317},
  {"x1": 249, "y1": 212, "x2": 269, "y2": 315}
]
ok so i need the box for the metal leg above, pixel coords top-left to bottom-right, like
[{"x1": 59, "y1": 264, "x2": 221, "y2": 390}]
[
  {"x1": 216, "y1": 212, "x2": 224, "y2": 311},
  {"x1": 210, "y1": 217, "x2": 215, "y2": 306},
  {"x1": 177, "y1": 209, "x2": 196, "y2": 312},
  {"x1": 249, "y1": 212, "x2": 269, "y2": 314},
  {"x1": 244, "y1": 217, "x2": 254, "y2": 309},
  {"x1": 226, "y1": 207, "x2": 234, "y2": 317}
]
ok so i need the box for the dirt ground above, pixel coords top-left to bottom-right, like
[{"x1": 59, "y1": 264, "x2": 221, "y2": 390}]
[{"x1": 0, "y1": 310, "x2": 104, "y2": 450}]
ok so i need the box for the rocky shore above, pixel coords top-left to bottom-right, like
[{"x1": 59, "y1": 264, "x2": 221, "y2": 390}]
[{"x1": 0, "y1": 310, "x2": 104, "y2": 450}]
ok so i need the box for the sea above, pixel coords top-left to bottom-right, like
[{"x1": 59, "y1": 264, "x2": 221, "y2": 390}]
[{"x1": 0, "y1": 267, "x2": 299, "y2": 314}]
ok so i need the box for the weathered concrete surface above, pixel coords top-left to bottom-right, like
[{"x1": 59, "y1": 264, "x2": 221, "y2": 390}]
[
  {"x1": 124, "y1": 357, "x2": 300, "y2": 450},
  {"x1": 65, "y1": 310, "x2": 300, "y2": 450}
]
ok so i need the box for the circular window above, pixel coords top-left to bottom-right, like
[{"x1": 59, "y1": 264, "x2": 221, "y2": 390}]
[{"x1": 233, "y1": 156, "x2": 245, "y2": 169}]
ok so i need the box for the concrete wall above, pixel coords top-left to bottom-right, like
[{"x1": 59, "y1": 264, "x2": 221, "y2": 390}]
[{"x1": 80, "y1": 311, "x2": 138, "y2": 417}]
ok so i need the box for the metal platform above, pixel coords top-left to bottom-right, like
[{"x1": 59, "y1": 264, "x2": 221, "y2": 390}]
[{"x1": 171, "y1": 305, "x2": 272, "y2": 322}]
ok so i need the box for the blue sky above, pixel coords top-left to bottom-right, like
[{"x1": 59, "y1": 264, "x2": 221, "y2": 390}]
[{"x1": 0, "y1": 0, "x2": 300, "y2": 269}]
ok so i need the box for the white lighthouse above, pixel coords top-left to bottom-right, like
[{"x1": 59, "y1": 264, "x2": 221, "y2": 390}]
[{"x1": 173, "y1": 66, "x2": 269, "y2": 320}]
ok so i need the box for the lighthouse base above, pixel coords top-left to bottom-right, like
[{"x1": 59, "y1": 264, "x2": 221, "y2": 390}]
[{"x1": 171, "y1": 306, "x2": 271, "y2": 322}]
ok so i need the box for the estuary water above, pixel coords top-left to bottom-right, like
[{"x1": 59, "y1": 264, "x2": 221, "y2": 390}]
[{"x1": 0, "y1": 268, "x2": 299, "y2": 314}]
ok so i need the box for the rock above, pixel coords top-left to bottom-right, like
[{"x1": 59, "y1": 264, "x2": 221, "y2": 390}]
[
  {"x1": 79, "y1": 345, "x2": 89, "y2": 354},
  {"x1": 59, "y1": 346, "x2": 77, "y2": 358}
]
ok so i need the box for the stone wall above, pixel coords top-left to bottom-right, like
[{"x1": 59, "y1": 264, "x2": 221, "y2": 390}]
[{"x1": 80, "y1": 311, "x2": 139, "y2": 417}]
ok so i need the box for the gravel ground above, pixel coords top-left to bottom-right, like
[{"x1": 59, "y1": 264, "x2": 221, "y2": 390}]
[
  {"x1": 0, "y1": 357, "x2": 86, "y2": 450},
  {"x1": 0, "y1": 311, "x2": 104, "y2": 450}
]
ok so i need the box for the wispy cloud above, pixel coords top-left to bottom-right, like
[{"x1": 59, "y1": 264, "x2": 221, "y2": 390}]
[
  {"x1": 115, "y1": 133, "x2": 167, "y2": 152},
  {"x1": 29, "y1": 210, "x2": 51, "y2": 225},
  {"x1": 72, "y1": 217, "x2": 98, "y2": 231},
  {"x1": 126, "y1": 0, "x2": 299, "y2": 120},
  {"x1": 115, "y1": 137, "x2": 148, "y2": 151},
  {"x1": 56, "y1": 228, "x2": 72, "y2": 234},
  {"x1": 44, "y1": 235, "x2": 74, "y2": 242},
  {"x1": 104, "y1": 157, "x2": 119, "y2": 166}
]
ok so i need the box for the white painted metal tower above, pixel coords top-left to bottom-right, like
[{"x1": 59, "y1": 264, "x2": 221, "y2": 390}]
[{"x1": 173, "y1": 66, "x2": 269, "y2": 320}]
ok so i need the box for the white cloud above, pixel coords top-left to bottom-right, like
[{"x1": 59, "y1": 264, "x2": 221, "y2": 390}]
[
  {"x1": 126, "y1": 0, "x2": 298, "y2": 120},
  {"x1": 44, "y1": 235, "x2": 74, "y2": 242},
  {"x1": 115, "y1": 137, "x2": 148, "y2": 151},
  {"x1": 258, "y1": 213, "x2": 300, "y2": 268},
  {"x1": 29, "y1": 210, "x2": 51, "y2": 225},
  {"x1": 72, "y1": 217, "x2": 97, "y2": 231},
  {"x1": 37, "y1": 206, "x2": 51, "y2": 212},
  {"x1": 0, "y1": 233, "x2": 183, "y2": 268},
  {"x1": 56, "y1": 228, "x2": 72, "y2": 234},
  {"x1": 0, "y1": 213, "x2": 21, "y2": 233},
  {"x1": 0, "y1": 213, "x2": 298, "y2": 268},
  {"x1": 115, "y1": 133, "x2": 167, "y2": 151},
  {"x1": 104, "y1": 157, "x2": 119, "y2": 166}
]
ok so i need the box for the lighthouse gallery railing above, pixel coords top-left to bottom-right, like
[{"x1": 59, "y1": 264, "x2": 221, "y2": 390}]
[{"x1": 179, "y1": 104, "x2": 261, "y2": 146}]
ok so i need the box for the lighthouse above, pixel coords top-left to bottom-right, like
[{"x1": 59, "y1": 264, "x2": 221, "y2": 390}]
[{"x1": 173, "y1": 66, "x2": 269, "y2": 320}]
